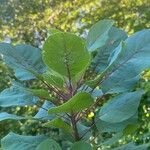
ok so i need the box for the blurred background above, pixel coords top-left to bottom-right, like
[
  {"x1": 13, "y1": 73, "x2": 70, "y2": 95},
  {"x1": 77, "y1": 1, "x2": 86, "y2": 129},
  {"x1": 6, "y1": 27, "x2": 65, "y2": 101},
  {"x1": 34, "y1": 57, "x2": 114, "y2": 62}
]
[{"x1": 0, "y1": 0, "x2": 150, "y2": 149}]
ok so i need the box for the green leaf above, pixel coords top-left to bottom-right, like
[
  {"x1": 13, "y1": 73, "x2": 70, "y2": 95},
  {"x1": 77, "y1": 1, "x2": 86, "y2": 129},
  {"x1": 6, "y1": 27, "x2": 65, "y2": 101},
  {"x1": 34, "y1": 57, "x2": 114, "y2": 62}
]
[
  {"x1": 0, "y1": 84, "x2": 39, "y2": 107},
  {"x1": 48, "y1": 28, "x2": 62, "y2": 36},
  {"x1": 48, "y1": 92, "x2": 94, "y2": 114},
  {"x1": 43, "y1": 32, "x2": 90, "y2": 78},
  {"x1": 102, "y1": 133, "x2": 123, "y2": 145},
  {"x1": 92, "y1": 27, "x2": 127, "y2": 73},
  {"x1": 1, "y1": 132, "x2": 47, "y2": 150},
  {"x1": 42, "y1": 71, "x2": 64, "y2": 89},
  {"x1": 99, "y1": 90, "x2": 144, "y2": 123},
  {"x1": 0, "y1": 43, "x2": 46, "y2": 80},
  {"x1": 44, "y1": 117, "x2": 73, "y2": 133},
  {"x1": 96, "y1": 113, "x2": 138, "y2": 133},
  {"x1": 100, "y1": 29, "x2": 150, "y2": 93},
  {"x1": 28, "y1": 88, "x2": 51, "y2": 100},
  {"x1": 123, "y1": 124, "x2": 139, "y2": 135},
  {"x1": 59, "y1": 130, "x2": 74, "y2": 143},
  {"x1": 112, "y1": 142, "x2": 149, "y2": 150},
  {"x1": 0, "y1": 112, "x2": 24, "y2": 121},
  {"x1": 86, "y1": 19, "x2": 114, "y2": 51},
  {"x1": 36, "y1": 139, "x2": 61, "y2": 150},
  {"x1": 70, "y1": 141, "x2": 92, "y2": 150}
]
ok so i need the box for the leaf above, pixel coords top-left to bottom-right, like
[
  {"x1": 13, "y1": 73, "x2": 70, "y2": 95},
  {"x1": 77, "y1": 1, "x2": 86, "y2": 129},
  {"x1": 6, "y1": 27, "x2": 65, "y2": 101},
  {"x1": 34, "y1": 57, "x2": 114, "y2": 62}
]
[
  {"x1": 76, "y1": 122, "x2": 91, "y2": 140},
  {"x1": 78, "y1": 85, "x2": 103, "y2": 98},
  {"x1": 42, "y1": 71, "x2": 64, "y2": 89},
  {"x1": 70, "y1": 141, "x2": 92, "y2": 150},
  {"x1": 43, "y1": 32, "x2": 90, "y2": 78},
  {"x1": 34, "y1": 100, "x2": 54, "y2": 120},
  {"x1": 112, "y1": 142, "x2": 149, "y2": 150},
  {"x1": 92, "y1": 27, "x2": 127, "y2": 73},
  {"x1": 44, "y1": 117, "x2": 73, "y2": 133},
  {"x1": 100, "y1": 29, "x2": 150, "y2": 93},
  {"x1": 59, "y1": 130, "x2": 74, "y2": 143},
  {"x1": 48, "y1": 92, "x2": 94, "y2": 114},
  {"x1": 48, "y1": 28, "x2": 61, "y2": 36},
  {"x1": 0, "y1": 43, "x2": 46, "y2": 80},
  {"x1": 96, "y1": 112, "x2": 138, "y2": 133},
  {"x1": 102, "y1": 133, "x2": 123, "y2": 146},
  {"x1": 0, "y1": 112, "x2": 24, "y2": 121},
  {"x1": 98, "y1": 90, "x2": 144, "y2": 123},
  {"x1": 86, "y1": 19, "x2": 114, "y2": 51},
  {"x1": 28, "y1": 88, "x2": 51, "y2": 100},
  {"x1": 123, "y1": 124, "x2": 139, "y2": 135},
  {"x1": 0, "y1": 84, "x2": 39, "y2": 107},
  {"x1": 1, "y1": 132, "x2": 47, "y2": 150},
  {"x1": 36, "y1": 139, "x2": 61, "y2": 150}
]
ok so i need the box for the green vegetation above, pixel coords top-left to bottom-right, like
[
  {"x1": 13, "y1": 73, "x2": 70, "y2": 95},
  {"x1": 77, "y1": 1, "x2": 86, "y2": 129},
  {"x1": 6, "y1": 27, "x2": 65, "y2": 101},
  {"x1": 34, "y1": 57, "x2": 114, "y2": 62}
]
[{"x1": 0, "y1": 0, "x2": 149, "y2": 149}]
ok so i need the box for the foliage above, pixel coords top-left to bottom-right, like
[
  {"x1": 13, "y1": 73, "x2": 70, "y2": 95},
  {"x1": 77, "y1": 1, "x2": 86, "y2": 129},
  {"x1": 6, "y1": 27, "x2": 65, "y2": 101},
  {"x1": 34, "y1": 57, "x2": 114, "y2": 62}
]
[
  {"x1": 0, "y1": 19, "x2": 150, "y2": 149},
  {"x1": 0, "y1": 0, "x2": 149, "y2": 44}
]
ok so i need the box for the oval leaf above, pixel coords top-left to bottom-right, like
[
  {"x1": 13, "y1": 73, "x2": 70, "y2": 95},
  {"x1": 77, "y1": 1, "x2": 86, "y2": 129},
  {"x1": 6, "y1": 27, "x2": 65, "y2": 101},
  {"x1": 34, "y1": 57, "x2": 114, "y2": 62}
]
[
  {"x1": 99, "y1": 29, "x2": 150, "y2": 93},
  {"x1": 70, "y1": 141, "x2": 92, "y2": 150},
  {"x1": 43, "y1": 32, "x2": 90, "y2": 78},
  {"x1": 0, "y1": 43, "x2": 46, "y2": 80},
  {"x1": 1, "y1": 132, "x2": 47, "y2": 150},
  {"x1": 36, "y1": 139, "x2": 61, "y2": 150},
  {"x1": 86, "y1": 19, "x2": 114, "y2": 51},
  {"x1": 48, "y1": 92, "x2": 94, "y2": 114},
  {"x1": 99, "y1": 90, "x2": 144, "y2": 123},
  {"x1": 92, "y1": 27, "x2": 127, "y2": 73},
  {"x1": 96, "y1": 112, "x2": 138, "y2": 133},
  {"x1": 0, "y1": 112, "x2": 24, "y2": 121},
  {"x1": 44, "y1": 117, "x2": 73, "y2": 133},
  {"x1": 0, "y1": 85, "x2": 38, "y2": 107}
]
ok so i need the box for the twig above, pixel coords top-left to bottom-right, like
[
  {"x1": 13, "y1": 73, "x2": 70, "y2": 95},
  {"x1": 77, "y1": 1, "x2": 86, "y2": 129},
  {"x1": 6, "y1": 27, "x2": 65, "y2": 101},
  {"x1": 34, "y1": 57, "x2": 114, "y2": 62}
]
[
  {"x1": 41, "y1": 80, "x2": 67, "y2": 100},
  {"x1": 79, "y1": 118, "x2": 100, "y2": 140},
  {"x1": 71, "y1": 113, "x2": 80, "y2": 141}
]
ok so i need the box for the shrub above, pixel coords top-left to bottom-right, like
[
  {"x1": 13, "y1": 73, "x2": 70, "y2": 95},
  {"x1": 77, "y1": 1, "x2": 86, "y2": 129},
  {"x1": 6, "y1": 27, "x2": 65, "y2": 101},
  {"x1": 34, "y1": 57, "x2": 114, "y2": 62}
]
[{"x1": 0, "y1": 20, "x2": 150, "y2": 149}]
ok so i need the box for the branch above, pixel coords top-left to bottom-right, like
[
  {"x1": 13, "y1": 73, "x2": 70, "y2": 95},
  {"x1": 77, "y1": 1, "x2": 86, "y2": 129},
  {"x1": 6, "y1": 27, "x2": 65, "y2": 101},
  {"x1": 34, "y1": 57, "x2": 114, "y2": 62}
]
[
  {"x1": 73, "y1": 72, "x2": 85, "y2": 94},
  {"x1": 41, "y1": 80, "x2": 67, "y2": 100},
  {"x1": 71, "y1": 113, "x2": 80, "y2": 141},
  {"x1": 79, "y1": 118, "x2": 100, "y2": 140},
  {"x1": 27, "y1": 69, "x2": 67, "y2": 100}
]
